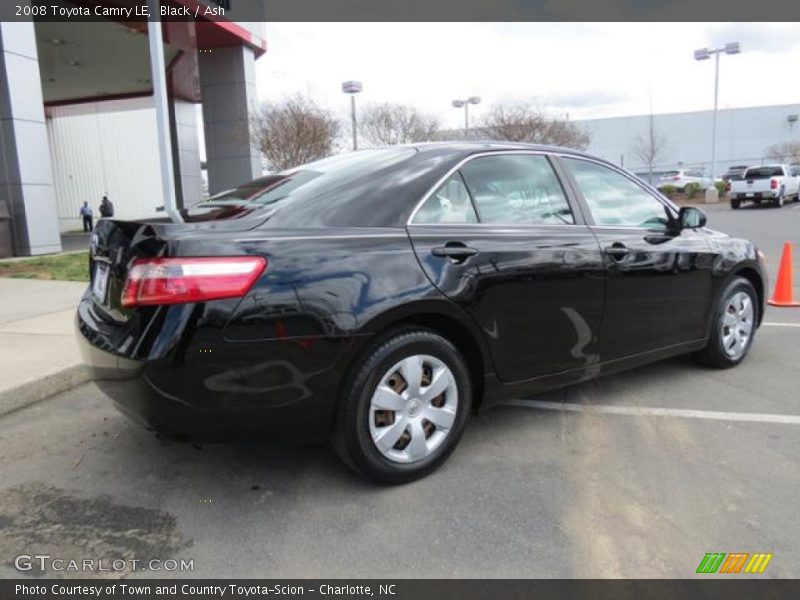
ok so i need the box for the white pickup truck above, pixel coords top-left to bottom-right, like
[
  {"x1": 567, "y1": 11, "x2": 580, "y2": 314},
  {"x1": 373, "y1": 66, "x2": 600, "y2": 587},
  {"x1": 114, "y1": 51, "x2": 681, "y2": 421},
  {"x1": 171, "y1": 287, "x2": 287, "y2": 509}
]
[{"x1": 729, "y1": 164, "x2": 800, "y2": 209}]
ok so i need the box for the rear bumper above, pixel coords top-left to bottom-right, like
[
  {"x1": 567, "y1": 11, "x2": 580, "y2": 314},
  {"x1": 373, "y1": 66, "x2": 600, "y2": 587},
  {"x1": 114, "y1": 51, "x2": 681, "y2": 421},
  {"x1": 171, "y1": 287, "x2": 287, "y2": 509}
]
[
  {"x1": 76, "y1": 298, "x2": 361, "y2": 442},
  {"x1": 734, "y1": 192, "x2": 776, "y2": 200}
]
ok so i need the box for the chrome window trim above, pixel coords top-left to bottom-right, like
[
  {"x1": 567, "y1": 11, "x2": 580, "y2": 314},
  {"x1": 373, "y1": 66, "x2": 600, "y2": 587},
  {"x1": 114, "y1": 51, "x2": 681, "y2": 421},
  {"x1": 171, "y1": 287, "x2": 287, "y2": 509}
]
[
  {"x1": 589, "y1": 225, "x2": 677, "y2": 233},
  {"x1": 407, "y1": 222, "x2": 589, "y2": 230},
  {"x1": 408, "y1": 227, "x2": 599, "y2": 239},
  {"x1": 406, "y1": 150, "x2": 579, "y2": 227}
]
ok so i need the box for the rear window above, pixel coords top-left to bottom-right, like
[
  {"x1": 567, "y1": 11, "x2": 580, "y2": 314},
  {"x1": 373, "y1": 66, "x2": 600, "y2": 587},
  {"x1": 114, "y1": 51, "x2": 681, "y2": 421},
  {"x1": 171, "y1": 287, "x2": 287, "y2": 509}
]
[
  {"x1": 745, "y1": 166, "x2": 784, "y2": 179},
  {"x1": 207, "y1": 148, "x2": 417, "y2": 207}
]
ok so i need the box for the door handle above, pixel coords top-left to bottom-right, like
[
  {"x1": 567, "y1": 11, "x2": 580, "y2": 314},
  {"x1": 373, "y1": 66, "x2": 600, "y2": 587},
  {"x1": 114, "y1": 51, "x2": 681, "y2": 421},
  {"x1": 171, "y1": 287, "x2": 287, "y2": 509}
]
[
  {"x1": 431, "y1": 242, "x2": 479, "y2": 263},
  {"x1": 603, "y1": 244, "x2": 630, "y2": 258}
]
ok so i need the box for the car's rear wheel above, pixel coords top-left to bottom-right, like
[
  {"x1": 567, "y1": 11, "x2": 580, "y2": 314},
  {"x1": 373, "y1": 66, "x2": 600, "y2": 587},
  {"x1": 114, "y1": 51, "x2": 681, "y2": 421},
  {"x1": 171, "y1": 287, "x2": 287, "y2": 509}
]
[
  {"x1": 695, "y1": 277, "x2": 758, "y2": 368},
  {"x1": 773, "y1": 189, "x2": 785, "y2": 208},
  {"x1": 730, "y1": 198, "x2": 740, "y2": 209},
  {"x1": 332, "y1": 329, "x2": 471, "y2": 484}
]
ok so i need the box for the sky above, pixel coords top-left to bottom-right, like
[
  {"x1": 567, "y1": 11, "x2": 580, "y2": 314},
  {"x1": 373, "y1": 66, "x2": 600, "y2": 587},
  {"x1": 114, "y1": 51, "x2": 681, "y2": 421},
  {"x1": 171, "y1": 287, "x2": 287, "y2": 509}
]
[{"x1": 253, "y1": 22, "x2": 800, "y2": 129}]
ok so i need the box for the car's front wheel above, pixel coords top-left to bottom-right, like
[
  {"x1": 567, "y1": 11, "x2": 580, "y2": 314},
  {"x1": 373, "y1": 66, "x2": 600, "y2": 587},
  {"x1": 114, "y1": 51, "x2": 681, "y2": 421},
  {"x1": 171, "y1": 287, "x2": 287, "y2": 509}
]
[
  {"x1": 333, "y1": 329, "x2": 471, "y2": 484},
  {"x1": 695, "y1": 277, "x2": 758, "y2": 368}
]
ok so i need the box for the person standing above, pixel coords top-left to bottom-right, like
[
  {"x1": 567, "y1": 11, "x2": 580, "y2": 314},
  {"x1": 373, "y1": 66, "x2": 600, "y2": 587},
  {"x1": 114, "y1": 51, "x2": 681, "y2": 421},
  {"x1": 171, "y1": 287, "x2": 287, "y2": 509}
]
[
  {"x1": 79, "y1": 202, "x2": 93, "y2": 232},
  {"x1": 99, "y1": 195, "x2": 114, "y2": 219}
]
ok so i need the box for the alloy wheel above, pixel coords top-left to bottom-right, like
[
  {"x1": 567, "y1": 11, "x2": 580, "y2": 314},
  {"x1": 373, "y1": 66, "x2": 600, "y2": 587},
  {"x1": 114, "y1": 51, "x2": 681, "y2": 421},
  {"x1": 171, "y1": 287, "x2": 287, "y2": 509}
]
[{"x1": 368, "y1": 354, "x2": 458, "y2": 464}]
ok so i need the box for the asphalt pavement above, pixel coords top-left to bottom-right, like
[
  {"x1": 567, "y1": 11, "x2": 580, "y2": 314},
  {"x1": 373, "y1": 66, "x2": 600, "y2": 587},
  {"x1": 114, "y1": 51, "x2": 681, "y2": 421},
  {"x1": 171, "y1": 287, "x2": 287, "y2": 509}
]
[{"x1": 1, "y1": 200, "x2": 798, "y2": 579}]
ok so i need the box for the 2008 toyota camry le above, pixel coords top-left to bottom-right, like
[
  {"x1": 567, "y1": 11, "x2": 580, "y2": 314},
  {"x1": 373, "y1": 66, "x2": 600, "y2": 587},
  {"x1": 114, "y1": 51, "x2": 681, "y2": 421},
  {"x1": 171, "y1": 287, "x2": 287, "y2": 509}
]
[{"x1": 77, "y1": 142, "x2": 767, "y2": 483}]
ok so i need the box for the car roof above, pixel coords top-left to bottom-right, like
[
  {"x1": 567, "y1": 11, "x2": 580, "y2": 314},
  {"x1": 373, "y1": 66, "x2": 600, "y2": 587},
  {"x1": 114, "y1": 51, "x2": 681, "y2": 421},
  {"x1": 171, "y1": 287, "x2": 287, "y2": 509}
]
[
  {"x1": 404, "y1": 140, "x2": 595, "y2": 159},
  {"x1": 231, "y1": 142, "x2": 624, "y2": 229}
]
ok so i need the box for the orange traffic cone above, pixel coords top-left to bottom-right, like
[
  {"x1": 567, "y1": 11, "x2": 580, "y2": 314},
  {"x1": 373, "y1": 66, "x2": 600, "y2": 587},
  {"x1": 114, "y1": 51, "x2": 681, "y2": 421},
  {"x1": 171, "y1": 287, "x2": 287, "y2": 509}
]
[{"x1": 768, "y1": 242, "x2": 800, "y2": 307}]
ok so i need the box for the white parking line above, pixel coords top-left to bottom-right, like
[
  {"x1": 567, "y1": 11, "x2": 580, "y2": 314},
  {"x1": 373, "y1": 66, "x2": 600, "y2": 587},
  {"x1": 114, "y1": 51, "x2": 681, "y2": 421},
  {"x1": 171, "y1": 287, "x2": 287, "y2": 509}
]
[
  {"x1": 763, "y1": 322, "x2": 800, "y2": 328},
  {"x1": 505, "y1": 399, "x2": 800, "y2": 425}
]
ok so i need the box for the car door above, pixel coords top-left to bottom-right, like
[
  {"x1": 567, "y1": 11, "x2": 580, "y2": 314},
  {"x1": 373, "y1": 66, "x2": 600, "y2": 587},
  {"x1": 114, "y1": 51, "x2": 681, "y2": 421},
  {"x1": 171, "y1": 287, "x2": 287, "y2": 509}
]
[
  {"x1": 786, "y1": 166, "x2": 800, "y2": 196},
  {"x1": 406, "y1": 152, "x2": 605, "y2": 383},
  {"x1": 558, "y1": 155, "x2": 715, "y2": 361}
]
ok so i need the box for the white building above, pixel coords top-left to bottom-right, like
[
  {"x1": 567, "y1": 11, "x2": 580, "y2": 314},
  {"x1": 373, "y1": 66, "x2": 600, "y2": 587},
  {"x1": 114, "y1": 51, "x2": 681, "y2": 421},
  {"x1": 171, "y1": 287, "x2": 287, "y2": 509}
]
[
  {"x1": 575, "y1": 103, "x2": 800, "y2": 176},
  {"x1": 0, "y1": 7, "x2": 266, "y2": 256}
]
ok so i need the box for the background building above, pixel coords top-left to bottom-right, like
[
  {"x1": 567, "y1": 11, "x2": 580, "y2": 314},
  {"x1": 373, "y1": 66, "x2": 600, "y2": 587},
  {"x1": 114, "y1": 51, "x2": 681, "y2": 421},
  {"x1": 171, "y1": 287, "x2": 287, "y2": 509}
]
[
  {"x1": 576, "y1": 103, "x2": 800, "y2": 175},
  {"x1": 0, "y1": 1, "x2": 266, "y2": 256}
]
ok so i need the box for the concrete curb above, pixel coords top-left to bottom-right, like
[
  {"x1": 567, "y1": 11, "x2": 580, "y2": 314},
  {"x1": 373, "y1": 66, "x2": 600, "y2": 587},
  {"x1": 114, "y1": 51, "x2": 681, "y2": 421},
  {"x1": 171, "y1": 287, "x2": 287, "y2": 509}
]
[{"x1": 0, "y1": 364, "x2": 92, "y2": 417}]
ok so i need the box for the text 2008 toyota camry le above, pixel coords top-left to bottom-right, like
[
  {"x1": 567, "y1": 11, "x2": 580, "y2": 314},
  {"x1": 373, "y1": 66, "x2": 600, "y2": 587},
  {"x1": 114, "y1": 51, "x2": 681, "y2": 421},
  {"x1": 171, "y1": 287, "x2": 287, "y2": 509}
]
[{"x1": 77, "y1": 143, "x2": 766, "y2": 483}]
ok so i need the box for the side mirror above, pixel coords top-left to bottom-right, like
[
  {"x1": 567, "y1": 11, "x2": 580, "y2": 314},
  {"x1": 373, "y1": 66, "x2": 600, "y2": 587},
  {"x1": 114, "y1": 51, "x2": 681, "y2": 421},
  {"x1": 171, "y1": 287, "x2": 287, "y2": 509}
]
[{"x1": 678, "y1": 206, "x2": 706, "y2": 229}]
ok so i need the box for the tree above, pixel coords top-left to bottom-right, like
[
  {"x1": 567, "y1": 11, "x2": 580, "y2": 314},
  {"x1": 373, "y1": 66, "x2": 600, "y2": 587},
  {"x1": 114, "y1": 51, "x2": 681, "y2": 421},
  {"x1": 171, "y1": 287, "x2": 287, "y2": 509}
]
[
  {"x1": 250, "y1": 94, "x2": 340, "y2": 171},
  {"x1": 358, "y1": 102, "x2": 441, "y2": 146},
  {"x1": 478, "y1": 102, "x2": 590, "y2": 149},
  {"x1": 765, "y1": 141, "x2": 800, "y2": 164},
  {"x1": 631, "y1": 114, "x2": 669, "y2": 178}
]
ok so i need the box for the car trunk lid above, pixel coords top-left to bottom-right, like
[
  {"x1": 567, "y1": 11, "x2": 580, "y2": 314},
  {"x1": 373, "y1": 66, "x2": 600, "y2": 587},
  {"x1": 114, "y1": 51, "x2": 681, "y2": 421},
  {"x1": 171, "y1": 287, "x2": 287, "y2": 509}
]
[{"x1": 89, "y1": 204, "x2": 272, "y2": 317}]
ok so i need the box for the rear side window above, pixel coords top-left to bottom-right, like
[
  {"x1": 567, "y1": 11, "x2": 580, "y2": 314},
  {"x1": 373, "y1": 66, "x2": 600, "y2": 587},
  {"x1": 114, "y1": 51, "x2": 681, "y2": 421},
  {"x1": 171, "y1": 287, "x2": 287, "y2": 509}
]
[
  {"x1": 210, "y1": 147, "x2": 418, "y2": 207},
  {"x1": 745, "y1": 166, "x2": 784, "y2": 179},
  {"x1": 459, "y1": 154, "x2": 574, "y2": 225},
  {"x1": 564, "y1": 158, "x2": 670, "y2": 228},
  {"x1": 413, "y1": 173, "x2": 478, "y2": 224}
]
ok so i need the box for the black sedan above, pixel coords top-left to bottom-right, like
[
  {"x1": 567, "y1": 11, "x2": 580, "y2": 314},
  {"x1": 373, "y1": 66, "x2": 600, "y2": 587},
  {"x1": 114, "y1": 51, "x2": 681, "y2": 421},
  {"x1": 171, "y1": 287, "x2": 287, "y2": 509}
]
[{"x1": 77, "y1": 143, "x2": 767, "y2": 483}]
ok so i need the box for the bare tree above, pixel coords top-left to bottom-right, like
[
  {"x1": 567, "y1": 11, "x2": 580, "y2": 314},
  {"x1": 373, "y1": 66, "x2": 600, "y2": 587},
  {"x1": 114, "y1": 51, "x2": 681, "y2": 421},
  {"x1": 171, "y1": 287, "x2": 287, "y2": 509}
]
[
  {"x1": 478, "y1": 103, "x2": 590, "y2": 149},
  {"x1": 631, "y1": 114, "x2": 669, "y2": 179},
  {"x1": 765, "y1": 141, "x2": 800, "y2": 164},
  {"x1": 250, "y1": 94, "x2": 340, "y2": 171},
  {"x1": 358, "y1": 102, "x2": 441, "y2": 146}
]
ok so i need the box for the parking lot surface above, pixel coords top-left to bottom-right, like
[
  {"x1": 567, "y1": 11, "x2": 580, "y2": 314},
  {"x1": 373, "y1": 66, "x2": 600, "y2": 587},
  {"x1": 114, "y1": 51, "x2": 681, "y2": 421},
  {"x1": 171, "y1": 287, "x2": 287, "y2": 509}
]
[{"x1": 1, "y1": 202, "x2": 799, "y2": 579}]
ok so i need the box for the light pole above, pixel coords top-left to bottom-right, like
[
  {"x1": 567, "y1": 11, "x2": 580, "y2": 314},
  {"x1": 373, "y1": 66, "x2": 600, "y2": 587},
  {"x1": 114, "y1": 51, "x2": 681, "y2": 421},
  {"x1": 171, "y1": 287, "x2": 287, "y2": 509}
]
[
  {"x1": 694, "y1": 42, "x2": 741, "y2": 203},
  {"x1": 452, "y1": 96, "x2": 481, "y2": 137},
  {"x1": 342, "y1": 80, "x2": 363, "y2": 151}
]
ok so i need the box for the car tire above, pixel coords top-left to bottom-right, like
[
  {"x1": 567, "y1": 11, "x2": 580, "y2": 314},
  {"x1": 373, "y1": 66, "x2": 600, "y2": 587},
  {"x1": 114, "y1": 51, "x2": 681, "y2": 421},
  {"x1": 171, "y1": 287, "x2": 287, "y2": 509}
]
[
  {"x1": 332, "y1": 328, "x2": 471, "y2": 484},
  {"x1": 730, "y1": 198, "x2": 740, "y2": 209},
  {"x1": 773, "y1": 188, "x2": 785, "y2": 208},
  {"x1": 695, "y1": 277, "x2": 758, "y2": 369}
]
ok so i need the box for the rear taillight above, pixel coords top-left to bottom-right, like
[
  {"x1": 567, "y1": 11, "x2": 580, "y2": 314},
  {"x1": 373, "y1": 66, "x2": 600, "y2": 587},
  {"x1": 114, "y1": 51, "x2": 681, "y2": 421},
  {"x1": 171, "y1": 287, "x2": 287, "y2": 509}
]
[
  {"x1": 121, "y1": 256, "x2": 266, "y2": 307},
  {"x1": 770, "y1": 179, "x2": 778, "y2": 190},
  {"x1": 725, "y1": 182, "x2": 731, "y2": 192},
  {"x1": 671, "y1": 176, "x2": 680, "y2": 181}
]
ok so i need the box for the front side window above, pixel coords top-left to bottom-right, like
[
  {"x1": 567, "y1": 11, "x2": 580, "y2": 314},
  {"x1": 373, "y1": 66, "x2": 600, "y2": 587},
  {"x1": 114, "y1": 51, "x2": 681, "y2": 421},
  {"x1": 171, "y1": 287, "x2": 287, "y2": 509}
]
[
  {"x1": 459, "y1": 154, "x2": 574, "y2": 225},
  {"x1": 564, "y1": 158, "x2": 671, "y2": 228},
  {"x1": 413, "y1": 173, "x2": 478, "y2": 224}
]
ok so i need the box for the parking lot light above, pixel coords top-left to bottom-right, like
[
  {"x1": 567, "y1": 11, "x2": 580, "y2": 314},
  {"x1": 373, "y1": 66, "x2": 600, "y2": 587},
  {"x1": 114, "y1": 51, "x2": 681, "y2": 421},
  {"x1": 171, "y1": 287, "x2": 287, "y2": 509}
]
[
  {"x1": 694, "y1": 42, "x2": 742, "y2": 203},
  {"x1": 452, "y1": 96, "x2": 481, "y2": 137},
  {"x1": 724, "y1": 42, "x2": 741, "y2": 55},
  {"x1": 342, "y1": 80, "x2": 363, "y2": 151}
]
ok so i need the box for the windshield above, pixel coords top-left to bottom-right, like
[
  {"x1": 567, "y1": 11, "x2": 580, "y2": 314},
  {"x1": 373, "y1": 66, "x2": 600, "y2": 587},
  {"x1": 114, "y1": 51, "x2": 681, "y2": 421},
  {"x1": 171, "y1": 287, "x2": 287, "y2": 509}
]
[{"x1": 206, "y1": 147, "x2": 417, "y2": 207}]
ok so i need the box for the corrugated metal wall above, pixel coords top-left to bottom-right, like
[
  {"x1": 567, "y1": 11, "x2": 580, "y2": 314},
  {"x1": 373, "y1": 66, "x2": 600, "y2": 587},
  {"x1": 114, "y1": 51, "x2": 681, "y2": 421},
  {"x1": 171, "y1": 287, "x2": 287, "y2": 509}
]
[
  {"x1": 576, "y1": 103, "x2": 800, "y2": 174},
  {"x1": 47, "y1": 97, "x2": 165, "y2": 232}
]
